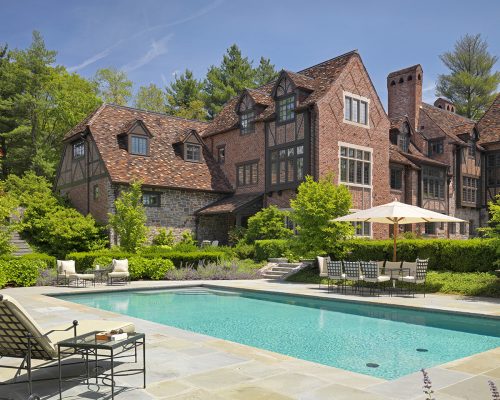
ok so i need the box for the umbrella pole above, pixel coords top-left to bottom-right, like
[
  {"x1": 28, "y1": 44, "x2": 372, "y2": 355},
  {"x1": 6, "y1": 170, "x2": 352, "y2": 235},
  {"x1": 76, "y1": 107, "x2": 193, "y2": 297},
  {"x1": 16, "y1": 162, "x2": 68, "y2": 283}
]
[{"x1": 393, "y1": 221, "x2": 398, "y2": 262}]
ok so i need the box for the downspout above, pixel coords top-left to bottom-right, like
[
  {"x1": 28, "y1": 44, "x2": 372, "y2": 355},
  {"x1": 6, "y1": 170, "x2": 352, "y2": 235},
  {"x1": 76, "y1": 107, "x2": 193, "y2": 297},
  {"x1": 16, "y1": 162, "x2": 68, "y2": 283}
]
[{"x1": 85, "y1": 132, "x2": 90, "y2": 215}]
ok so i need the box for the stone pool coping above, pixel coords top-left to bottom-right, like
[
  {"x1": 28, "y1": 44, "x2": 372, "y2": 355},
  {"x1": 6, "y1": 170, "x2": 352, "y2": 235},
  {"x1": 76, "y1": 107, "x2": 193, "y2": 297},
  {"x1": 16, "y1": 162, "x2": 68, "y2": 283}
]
[{"x1": 1, "y1": 280, "x2": 499, "y2": 399}]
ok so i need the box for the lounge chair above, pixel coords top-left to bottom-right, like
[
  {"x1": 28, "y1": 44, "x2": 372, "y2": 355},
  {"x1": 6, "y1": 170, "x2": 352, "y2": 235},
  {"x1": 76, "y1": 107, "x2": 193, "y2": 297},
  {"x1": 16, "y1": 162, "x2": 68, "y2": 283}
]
[
  {"x1": 398, "y1": 258, "x2": 429, "y2": 297},
  {"x1": 360, "y1": 261, "x2": 391, "y2": 296},
  {"x1": 316, "y1": 256, "x2": 330, "y2": 288},
  {"x1": 0, "y1": 294, "x2": 135, "y2": 395},
  {"x1": 107, "y1": 259, "x2": 130, "y2": 285},
  {"x1": 211, "y1": 240, "x2": 219, "y2": 247},
  {"x1": 343, "y1": 261, "x2": 362, "y2": 293},
  {"x1": 56, "y1": 260, "x2": 95, "y2": 287},
  {"x1": 326, "y1": 260, "x2": 345, "y2": 293}
]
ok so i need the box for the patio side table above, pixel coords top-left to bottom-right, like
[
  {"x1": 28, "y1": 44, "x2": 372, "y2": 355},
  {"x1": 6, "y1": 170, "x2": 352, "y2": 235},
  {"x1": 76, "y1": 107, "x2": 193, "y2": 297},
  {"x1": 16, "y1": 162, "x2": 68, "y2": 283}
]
[
  {"x1": 57, "y1": 331, "x2": 146, "y2": 399},
  {"x1": 386, "y1": 267, "x2": 411, "y2": 293}
]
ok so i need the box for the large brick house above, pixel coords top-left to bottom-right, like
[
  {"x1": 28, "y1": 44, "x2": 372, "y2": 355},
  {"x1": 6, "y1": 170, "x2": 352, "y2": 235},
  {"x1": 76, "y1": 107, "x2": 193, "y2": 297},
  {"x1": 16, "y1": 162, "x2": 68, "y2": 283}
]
[{"x1": 55, "y1": 50, "x2": 499, "y2": 243}]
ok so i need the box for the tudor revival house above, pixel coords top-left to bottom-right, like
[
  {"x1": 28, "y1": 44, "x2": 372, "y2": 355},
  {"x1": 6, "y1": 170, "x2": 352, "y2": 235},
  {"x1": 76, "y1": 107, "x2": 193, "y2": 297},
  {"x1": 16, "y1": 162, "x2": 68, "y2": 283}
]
[{"x1": 56, "y1": 51, "x2": 499, "y2": 243}]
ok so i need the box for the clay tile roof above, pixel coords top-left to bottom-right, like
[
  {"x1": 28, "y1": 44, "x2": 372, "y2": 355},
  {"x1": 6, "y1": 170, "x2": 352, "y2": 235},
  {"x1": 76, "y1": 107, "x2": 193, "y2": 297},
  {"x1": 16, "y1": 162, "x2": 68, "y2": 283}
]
[
  {"x1": 420, "y1": 103, "x2": 475, "y2": 143},
  {"x1": 247, "y1": 89, "x2": 272, "y2": 106},
  {"x1": 196, "y1": 193, "x2": 263, "y2": 215},
  {"x1": 67, "y1": 104, "x2": 232, "y2": 193},
  {"x1": 477, "y1": 94, "x2": 500, "y2": 145},
  {"x1": 389, "y1": 144, "x2": 418, "y2": 168},
  {"x1": 389, "y1": 116, "x2": 407, "y2": 130},
  {"x1": 203, "y1": 50, "x2": 358, "y2": 137},
  {"x1": 403, "y1": 142, "x2": 449, "y2": 168}
]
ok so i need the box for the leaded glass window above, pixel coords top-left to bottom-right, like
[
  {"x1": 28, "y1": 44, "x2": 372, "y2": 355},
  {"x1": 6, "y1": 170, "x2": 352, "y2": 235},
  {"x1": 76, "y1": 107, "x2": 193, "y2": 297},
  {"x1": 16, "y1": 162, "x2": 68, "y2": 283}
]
[{"x1": 339, "y1": 145, "x2": 372, "y2": 186}]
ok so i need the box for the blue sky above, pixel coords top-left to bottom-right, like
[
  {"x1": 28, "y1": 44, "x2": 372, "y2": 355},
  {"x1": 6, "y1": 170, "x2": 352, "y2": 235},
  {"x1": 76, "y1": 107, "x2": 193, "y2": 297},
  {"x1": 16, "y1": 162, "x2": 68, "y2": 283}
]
[{"x1": 2, "y1": 0, "x2": 499, "y2": 108}]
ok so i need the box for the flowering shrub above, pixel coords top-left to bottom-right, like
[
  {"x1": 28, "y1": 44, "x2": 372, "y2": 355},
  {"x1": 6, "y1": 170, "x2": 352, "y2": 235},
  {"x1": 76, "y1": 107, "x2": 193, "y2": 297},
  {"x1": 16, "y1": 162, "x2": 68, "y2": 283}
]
[{"x1": 165, "y1": 260, "x2": 261, "y2": 280}]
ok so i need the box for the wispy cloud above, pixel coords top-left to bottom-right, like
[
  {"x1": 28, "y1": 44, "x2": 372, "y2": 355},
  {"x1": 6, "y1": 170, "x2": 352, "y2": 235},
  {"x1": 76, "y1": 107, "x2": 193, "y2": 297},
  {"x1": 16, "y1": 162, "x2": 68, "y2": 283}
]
[
  {"x1": 66, "y1": 0, "x2": 223, "y2": 72},
  {"x1": 161, "y1": 73, "x2": 168, "y2": 86},
  {"x1": 122, "y1": 34, "x2": 173, "y2": 72},
  {"x1": 67, "y1": 48, "x2": 111, "y2": 72},
  {"x1": 422, "y1": 82, "x2": 437, "y2": 103}
]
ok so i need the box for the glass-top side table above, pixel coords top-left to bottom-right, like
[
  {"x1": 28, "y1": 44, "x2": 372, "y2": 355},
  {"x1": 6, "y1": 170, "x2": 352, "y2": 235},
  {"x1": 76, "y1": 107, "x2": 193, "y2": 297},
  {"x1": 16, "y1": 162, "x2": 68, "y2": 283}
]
[{"x1": 57, "y1": 331, "x2": 145, "y2": 399}]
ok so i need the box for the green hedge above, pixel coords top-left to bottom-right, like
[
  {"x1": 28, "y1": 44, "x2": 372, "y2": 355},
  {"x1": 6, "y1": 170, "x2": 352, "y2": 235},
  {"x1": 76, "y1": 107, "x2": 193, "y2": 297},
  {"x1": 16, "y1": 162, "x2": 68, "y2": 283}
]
[
  {"x1": 254, "y1": 239, "x2": 290, "y2": 262},
  {"x1": 0, "y1": 259, "x2": 47, "y2": 288},
  {"x1": 343, "y1": 238, "x2": 499, "y2": 272},
  {"x1": 129, "y1": 257, "x2": 175, "y2": 280},
  {"x1": 0, "y1": 252, "x2": 56, "y2": 268},
  {"x1": 66, "y1": 249, "x2": 228, "y2": 271}
]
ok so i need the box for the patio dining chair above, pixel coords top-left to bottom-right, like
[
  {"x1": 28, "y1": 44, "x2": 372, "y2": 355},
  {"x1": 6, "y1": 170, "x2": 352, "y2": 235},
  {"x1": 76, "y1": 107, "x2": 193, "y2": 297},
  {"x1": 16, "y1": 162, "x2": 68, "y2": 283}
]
[
  {"x1": 398, "y1": 258, "x2": 429, "y2": 297},
  {"x1": 0, "y1": 294, "x2": 135, "y2": 396},
  {"x1": 326, "y1": 260, "x2": 344, "y2": 293},
  {"x1": 360, "y1": 261, "x2": 390, "y2": 296},
  {"x1": 343, "y1": 261, "x2": 362, "y2": 293}
]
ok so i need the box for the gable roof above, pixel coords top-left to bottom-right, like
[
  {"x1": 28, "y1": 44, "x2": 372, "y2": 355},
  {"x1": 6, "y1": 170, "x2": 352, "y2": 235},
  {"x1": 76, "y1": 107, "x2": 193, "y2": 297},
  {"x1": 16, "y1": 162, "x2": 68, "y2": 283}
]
[
  {"x1": 64, "y1": 104, "x2": 232, "y2": 193},
  {"x1": 477, "y1": 94, "x2": 500, "y2": 145},
  {"x1": 203, "y1": 50, "x2": 358, "y2": 137},
  {"x1": 420, "y1": 103, "x2": 476, "y2": 144}
]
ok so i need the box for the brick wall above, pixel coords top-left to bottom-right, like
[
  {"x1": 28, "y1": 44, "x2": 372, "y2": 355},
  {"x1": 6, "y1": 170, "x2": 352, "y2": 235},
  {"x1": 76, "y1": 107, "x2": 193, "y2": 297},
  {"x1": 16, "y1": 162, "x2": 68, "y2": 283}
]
[
  {"x1": 206, "y1": 122, "x2": 266, "y2": 194},
  {"x1": 315, "y1": 55, "x2": 391, "y2": 238}
]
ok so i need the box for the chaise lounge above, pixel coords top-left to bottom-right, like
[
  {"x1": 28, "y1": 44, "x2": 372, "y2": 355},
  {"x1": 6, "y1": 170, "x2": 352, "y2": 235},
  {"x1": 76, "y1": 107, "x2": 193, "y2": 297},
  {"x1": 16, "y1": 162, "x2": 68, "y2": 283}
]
[{"x1": 0, "y1": 294, "x2": 135, "y2": 395}]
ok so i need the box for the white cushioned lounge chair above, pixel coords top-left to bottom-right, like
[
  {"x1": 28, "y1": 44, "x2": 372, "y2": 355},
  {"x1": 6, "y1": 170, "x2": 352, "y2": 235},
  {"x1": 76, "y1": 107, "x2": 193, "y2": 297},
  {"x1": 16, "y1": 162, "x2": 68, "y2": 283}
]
[
  {"x1": 326, "y1": 260, "x2": 345, "y2": 293},
  {"x1": 0, "y1": 294, "x2": 134, "y2": 395},
  {"x1": 398, "y1": 258, "x2": 429, "y2": 297},
  {"x1": 56, "y1": 260, "x2": 95, "y2": 287},
  {"x1": 108, "y1": 259, "x2": 130, "y2": 285},
  {"x1": 360, "y1": 261, "x2": 391, "y2": 296}
]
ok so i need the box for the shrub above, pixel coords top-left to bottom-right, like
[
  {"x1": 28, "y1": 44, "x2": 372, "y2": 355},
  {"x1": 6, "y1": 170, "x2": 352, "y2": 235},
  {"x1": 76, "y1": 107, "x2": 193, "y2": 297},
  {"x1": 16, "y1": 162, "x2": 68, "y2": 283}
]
[
  {"x1": 128, "y1": 257, "x2": 174, "y2": 280},
  {"x1": 152, "y1": 228, "x2": 174, "y2": 246},
  {"x1": 343, "y1": 238, "x2": 499, "y2": 272},
  {"x1": 0, "y1": 252, "x2": 56, "y2": 269},
  {"x1": 67, "y1": 249, "x2": 133, "y2": 272},
  {"x1": 234, "y1": 243, "x2": 255, "y2": 260},
  {"x1": 0, "y1": 259, "x2": 47, "y2": 287},
  {"x1": 244, "y1": 206, "x2": 293, "y2": 243},
  {"x1": 165, "y1": 259, "x2": 261, "y2": 281},
  {"x1": 228, "y1": 226, "x2": 246, "y2": 246},
  {"x1": 179, "y1": 230, "x2": 196, "y2": 246},
  {"x1": 254, "y1": 239, "x2": 290, "y2": 262}
]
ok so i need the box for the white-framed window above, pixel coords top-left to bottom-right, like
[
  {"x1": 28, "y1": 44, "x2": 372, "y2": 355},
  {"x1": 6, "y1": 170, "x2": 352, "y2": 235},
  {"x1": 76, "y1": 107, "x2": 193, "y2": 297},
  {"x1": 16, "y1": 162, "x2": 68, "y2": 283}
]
[
  {"x1": 72, "y1": 141, "x2": 85, "y2": 159},
  {"x1": 185, "y1": 143, "x2": 201, "y2": 162},
  {"x1": 339, "y1": 142, "x2": 372, "y2": 187},
  {"x1": 343, "y1": 91, "x2": 369, "y2": 127},
  {"x1": 351, "y1": 221, "x2": 371, "y2": 237}
]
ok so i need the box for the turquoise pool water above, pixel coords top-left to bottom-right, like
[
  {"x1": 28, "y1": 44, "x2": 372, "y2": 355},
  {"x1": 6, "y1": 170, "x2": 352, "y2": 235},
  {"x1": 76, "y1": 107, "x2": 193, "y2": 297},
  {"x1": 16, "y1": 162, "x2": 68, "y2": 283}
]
[{"x1": 55, "y1": 287, "x2": 500, "y2": 379}]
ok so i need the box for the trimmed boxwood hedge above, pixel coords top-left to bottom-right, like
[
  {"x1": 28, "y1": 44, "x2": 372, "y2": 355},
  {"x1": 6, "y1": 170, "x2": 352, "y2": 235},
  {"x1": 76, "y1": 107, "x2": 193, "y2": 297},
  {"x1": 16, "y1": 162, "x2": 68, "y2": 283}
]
[
  {"x1": 0, "y1": 253, "x2": 56, "y2": 269},
  {"x1": 66, "y1": 249, "x2": 228, "y2": 271},
  {"x1": 343, "y1": 238, "x2": 499, "y2": 272}
]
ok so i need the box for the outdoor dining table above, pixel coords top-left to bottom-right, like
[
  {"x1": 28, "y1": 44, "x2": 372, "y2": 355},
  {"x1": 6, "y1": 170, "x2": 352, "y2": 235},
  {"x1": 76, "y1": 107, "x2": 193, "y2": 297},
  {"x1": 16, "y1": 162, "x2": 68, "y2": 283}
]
[{"x1": 385, "y1": 267, "x2": 411, "y2": 289}]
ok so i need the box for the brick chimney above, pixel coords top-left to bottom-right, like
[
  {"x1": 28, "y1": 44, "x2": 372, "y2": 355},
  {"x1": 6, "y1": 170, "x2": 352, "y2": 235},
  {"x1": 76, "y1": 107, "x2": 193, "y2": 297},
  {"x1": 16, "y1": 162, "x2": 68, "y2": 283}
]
[
  {"x1": 434, "y1": 98, "x2": 455, "y2": 113},
  {"x1": 387, "y1": 64, "x2": 423, "y2": 131}
]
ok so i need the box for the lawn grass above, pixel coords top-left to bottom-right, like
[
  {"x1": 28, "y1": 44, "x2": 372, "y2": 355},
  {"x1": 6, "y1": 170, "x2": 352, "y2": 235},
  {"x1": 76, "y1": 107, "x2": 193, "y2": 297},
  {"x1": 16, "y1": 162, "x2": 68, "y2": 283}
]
[{"x1": 286, "y1": 266, "x2": 500, "y2": 297}]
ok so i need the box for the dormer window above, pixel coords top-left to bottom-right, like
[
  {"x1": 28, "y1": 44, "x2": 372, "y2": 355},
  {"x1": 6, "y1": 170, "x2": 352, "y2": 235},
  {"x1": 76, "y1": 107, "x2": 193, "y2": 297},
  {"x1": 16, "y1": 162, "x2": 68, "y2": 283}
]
[
  {"x1": 131, "y1": 135, "x2": 148, "y2": 155},
  {"x1": 277, "y1": 95, "x2": 295, "y2": 123},
  {"x1": 185, "y1": 143, "x2": 201, "y2": 162},
  {"x1": 240, "y1": 111, "x2": 255, "y2": 134}
]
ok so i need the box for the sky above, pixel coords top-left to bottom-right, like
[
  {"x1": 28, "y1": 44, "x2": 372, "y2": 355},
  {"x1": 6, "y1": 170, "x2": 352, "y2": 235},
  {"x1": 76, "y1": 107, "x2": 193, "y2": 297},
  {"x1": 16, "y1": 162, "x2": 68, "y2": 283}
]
[{"x1": 2, "y1": 0, "x2": 499, "y2": 109}]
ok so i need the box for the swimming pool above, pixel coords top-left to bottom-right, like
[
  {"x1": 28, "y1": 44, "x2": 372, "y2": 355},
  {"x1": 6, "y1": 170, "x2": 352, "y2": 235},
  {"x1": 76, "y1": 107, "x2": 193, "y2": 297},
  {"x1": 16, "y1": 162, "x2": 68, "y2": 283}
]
[{"x1": 55, "y1": 287, "x2": 500, "y2": 379}]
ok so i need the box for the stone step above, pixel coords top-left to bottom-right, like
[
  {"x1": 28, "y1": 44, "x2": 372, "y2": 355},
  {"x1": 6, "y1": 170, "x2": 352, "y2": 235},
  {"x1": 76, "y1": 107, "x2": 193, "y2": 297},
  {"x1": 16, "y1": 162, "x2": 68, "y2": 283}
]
[
  {"x1": 268, "y1": 258, "x2": 288, "y2": 263},
  {"x1": 271, "y1": 266, "x2": 297, "y2": 272},
  {"x1": 262, "y1": 273, "x2": 286, "y2": 279}
]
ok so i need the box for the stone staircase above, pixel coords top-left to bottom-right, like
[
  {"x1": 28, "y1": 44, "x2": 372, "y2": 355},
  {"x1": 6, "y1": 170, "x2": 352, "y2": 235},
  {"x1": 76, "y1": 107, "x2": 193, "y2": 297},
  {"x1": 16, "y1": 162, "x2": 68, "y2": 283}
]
[
  {"x1": 10, "y1": 231, "x2": 32, "y2": 256},
  {"x1": 260, "y1": 258, "x2": 308, "y2": 280}
]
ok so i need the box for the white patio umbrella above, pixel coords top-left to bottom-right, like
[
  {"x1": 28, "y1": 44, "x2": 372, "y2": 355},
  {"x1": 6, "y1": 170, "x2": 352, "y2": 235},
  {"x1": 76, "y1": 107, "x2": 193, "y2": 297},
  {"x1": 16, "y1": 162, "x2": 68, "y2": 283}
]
[{"x1": 332, "y1": 200, "x2": 464, "y2": 261}]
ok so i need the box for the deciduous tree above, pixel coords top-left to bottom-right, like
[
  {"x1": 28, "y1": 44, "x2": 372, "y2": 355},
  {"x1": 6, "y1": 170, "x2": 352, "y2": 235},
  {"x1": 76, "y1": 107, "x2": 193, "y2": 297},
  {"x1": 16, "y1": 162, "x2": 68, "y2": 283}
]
[
  {"x1": 437, "y1": 34, "x2": 500, "y2": 120},
  {"x1": 244, "y1": 205, "x2": 293, "y2": 243},
  {"x1": 290, "y1": 175, "x2": 353, "y2": 257},
  {"x1": 108, "y1": 181, "x2": 148, "y2": 252},
  {"x1": 135, "y1": 83, "x2": 166, "y2": 113},
  {"x1": 94, "y1": 67, "x2": 132, "y2": 105}
]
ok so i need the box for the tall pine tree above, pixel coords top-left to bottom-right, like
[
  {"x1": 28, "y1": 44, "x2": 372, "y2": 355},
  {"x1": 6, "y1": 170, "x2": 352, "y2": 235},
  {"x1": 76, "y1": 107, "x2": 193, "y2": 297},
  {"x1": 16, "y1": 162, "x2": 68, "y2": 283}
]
[
  {"x1": 165, "y1": 69, "x2": 206, "y2": 120},
  {"x1": 254, "y1": 57, "x2": 279, "y2": 87},
  {"x1": 203, "y1": 45, "x2": 257, "y2": 118},
  {"x1": 437, "y1": 34, "x2": 500, "y2": 120}
]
